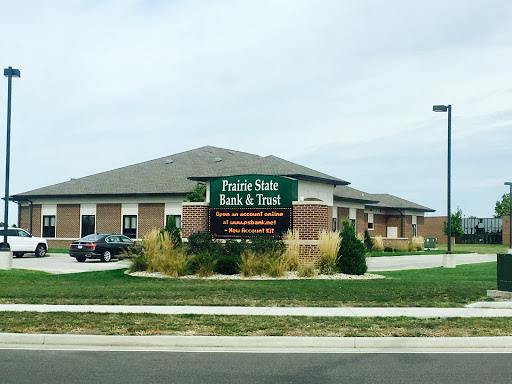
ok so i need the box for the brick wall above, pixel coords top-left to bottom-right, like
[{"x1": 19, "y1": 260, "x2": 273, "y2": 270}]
[
  {"x1": 56, "y1": 204, "x2": 80, "y2": 238},
  {"x1": 403, "y1": 215, "x2": 413, "y2": 238},
  {"x1": 138, "y1": 203, "x2": 165, "y2": 238},
  {"x1": 372, "y1": 213, "x2": 387, "y2": 237},
  {"x1": 423, "y1": 216, "x2": 447, "y2": 243},
  {"x1": 337, "y1": 207, "x2": 349, "y2": 222},
  {"x1": 19, "y1": 204, "x2": 41, "y2": 236},
  {"x1": 417, "y1": 216, "x2": 425, "y2": 237},
  {"x1": 97, "y1": 203, "x2": 122, "y2": 234},
  {"x1": 504, "y1": 215, "x2": 510, "y2": 246},
  {"x1": 48, "y1": 239, "x2": 74, "y2": 249},
  {"x1": 386, "y1": 215, "x2": 402, "y2": 237},
  {"x1": 182, "y1": 203, "x2": 209, "y2": 238},
  {"x1": 356, "y1": 209, "x2": 365, "y2": 234},
  {"x1": 293, "y1": 203, "x2": 330, "y2": 240}
]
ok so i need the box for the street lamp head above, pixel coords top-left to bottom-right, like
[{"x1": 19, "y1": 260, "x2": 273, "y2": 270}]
[
  {"x1": 3, "y1": 67, "x2": 20, "y2": 78},
  {"x1": 433, "y1": 105, "x2": 448, "y2": 112},
  {"x1": 505, "y1": 182, "x2": 512, "y2": 186}
]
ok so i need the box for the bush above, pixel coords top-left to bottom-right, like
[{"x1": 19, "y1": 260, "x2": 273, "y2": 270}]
[
  {"x1": 239, "y1": 250, "x2": 289, "y2": 277},
  {"x1": 161, "y1": 216, "x2": 182, "y2": 246},
  {"x1": 215, "y1": 254, "x2": 241, "y2": 275},
  {"x1": 187, "y1": 231, "x2": 222, "y2": 257},
  {"x1": 384, "y1": 246, "x2": 393, "y2": 252},
  {"x1": 372, "y1": 236, "x2": 384, "y2": 252},
  {"x1": 363, "y1": 230, "x2": 374, "y2": 252},
  {"x1": 127, "y1": 252, "x2": 149, "y2": 273},
  {"x1": 248, "y1": 235, "x2": 285, "y2": 256},
  {"x1": 337, "y1": 219, "x2": 367, "y2": 275},
  {"x1": 186, "y1": 252, "x2": 217, "y2": 277},
  {"x1": 318, "y1": 230, "x2": 340, "y2": 275},
  {"x1": 223, "y1": 239, "x2": 248, "y2": 258}
]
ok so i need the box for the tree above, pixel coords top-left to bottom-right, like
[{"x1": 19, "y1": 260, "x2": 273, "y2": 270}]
[
  {"x1": 185, "y1": 183, "x2": 206, "y2": 202},
  {"x1": 495, "y1": 193, "x2": 511, "y2": 218},
  {"x1": 363, "y1": 229, "x2": 373, "y2": 252},
  {"x1": 337, "y1": 219, "x2": 367, "y2": 275},
  {"x1": 443, "y1": 206, "x2": 464, "y2": 242}
]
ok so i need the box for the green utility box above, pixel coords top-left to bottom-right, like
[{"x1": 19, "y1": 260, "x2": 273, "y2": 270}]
[
  {"x1": 497, "y1": 254, "x2": 512, "y2": 292},
  {"x1": 424, "y1": 237, "x2": 437, "y2": 249}
]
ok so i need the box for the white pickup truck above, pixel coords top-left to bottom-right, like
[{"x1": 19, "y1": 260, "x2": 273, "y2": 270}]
[{"x1": 0, "y1": 227, "x2": 48, "y2": 258}]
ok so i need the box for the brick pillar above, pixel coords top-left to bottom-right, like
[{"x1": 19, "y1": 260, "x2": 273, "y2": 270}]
[
  {"x1": 182, "y1": 202, "x2": 209, "y2": 238},
  {"x1": 97, "y1": 203, "x2": 122, "y2": 234},
  {"x1": 292, "y1": 202, "x2": 331, "y2": 264}
]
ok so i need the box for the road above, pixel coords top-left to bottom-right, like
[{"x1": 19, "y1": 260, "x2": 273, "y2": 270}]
[{"x1": 0, "y1": 349, "x2": 510, "y2": 383}]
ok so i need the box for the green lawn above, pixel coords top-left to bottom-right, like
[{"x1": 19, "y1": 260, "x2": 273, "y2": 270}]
[
  {"x1": 1, "y1": 312, "x2": 511, "y2": 337},
  {"x1": 0, "y1": 262, "x2": 497, "y2": 307},
  {"x1": 435, "y1": 243, "x2": 509, "y2": 254}
]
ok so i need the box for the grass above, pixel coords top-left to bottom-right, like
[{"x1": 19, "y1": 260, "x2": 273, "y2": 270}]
[
  {"x1": 0, "y1": 312, "x2": 511, "y2": 337},
  {"x1": 436, "y1": 243, "x2": 509, "y2": 254},
  {"x1": 0, "y1": 262, "x2": 498, "y2": 307},
  {"x1": 48, "y1": 248, "x2": 69, "y2": 254}
]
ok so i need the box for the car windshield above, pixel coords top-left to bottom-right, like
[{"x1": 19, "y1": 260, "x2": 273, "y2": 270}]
[{"x1": 80, "y1": 234, "x2": 101, "y2": 242}]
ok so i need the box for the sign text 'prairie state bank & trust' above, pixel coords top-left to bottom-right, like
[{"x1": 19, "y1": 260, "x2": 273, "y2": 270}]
[
  {"x1": 209, "y1": 175, "x2": 298, "y2": 238},
  {"x1": 209, "y1": 175, "x2": 298, "y2": 208}
]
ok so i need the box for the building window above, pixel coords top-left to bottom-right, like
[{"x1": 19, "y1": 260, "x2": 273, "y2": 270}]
[
  {"x1": 368, "y1": 213, "x2": 374, "y2": 230},
  {"x1": 42, "y1": 215, "x2": 56, "y2": 238},
  {"x1": 81, "y1": 215, "x2": 95, "y2": 237},
  {"x1": 412, "y1": 224, "x2": 417, "y2": 237},
  {"x1": 349, "y1": 208, "x2": 357, "y2": 230},
  {"x1": 123, "y1": 215, "x2": 137, "y2": 238},
  {"x1": 332, "y1": 218, "x2": 337, "y2": 231},
  {"x1": 165, "y1": 215, "x2": 182, "y2": 229}
]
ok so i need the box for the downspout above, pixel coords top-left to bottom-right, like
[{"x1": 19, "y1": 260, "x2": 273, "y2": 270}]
[
  {"x1": 398, "y1": 209, "x2": 404, "y2": 238},
  {"x1": 28, "y1": 200, "x2": 33, "y2": 234}
]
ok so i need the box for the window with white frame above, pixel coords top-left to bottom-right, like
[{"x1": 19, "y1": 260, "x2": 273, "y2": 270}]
[
  {"x1": 412, "y1": 216, "x2": 417, "y2": 237},
  {"x1": 349, "y1": 208, "x2": 357, "y2": 229},
  {"x1": 368, "y1": 213, "x2": 374, "y2": 230}
]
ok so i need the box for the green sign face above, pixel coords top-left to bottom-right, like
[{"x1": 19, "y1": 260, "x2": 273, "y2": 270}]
[{"x1": 210, "y1": 175, "x2": 298, "y2": 208}]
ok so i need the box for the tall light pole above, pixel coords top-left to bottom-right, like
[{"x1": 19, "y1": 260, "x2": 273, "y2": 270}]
[
  {"x1": 505, "y1": 182, "x2": 512, "y2": 252},
  {"x1": 433, "y1": 104, "x2": 455, "y2": 267},
  {"x1": 1, "y1": 67, "x2": 20, "y2": 253}
]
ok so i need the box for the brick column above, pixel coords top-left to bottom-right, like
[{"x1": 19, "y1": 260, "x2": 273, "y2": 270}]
[
  {"x1": 182, "y1": 202, "x2": 209, "y2": 238},
  {"x1": 56, "y1": 204, "x2": 80, "y2": 238},
  {"x1": 292, "y1": 202, "x2": 331, "y2": 264},
  {"x1": 138, "y1": 203, "x2": 165, "y2": 238}
]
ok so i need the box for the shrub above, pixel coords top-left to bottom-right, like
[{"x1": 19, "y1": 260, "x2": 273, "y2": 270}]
[
  {"x1": 318, "y1": 230, "x2": 340, "y2": 275},
  {"x1": 215, "y1": 254, "x2": 241, "y2": 275},
  {"x1": 337, "y1": 219, "x2": 367, "y2": 275},
  {"x1": 384, "y1": 246, "x2": 393, "y2": 252},
  {"x1": 283, "y1": 229, "x2": 300, "y2": 270},
  {"x1": 161, "y1": 215, "x2": 182, "y2": 246},
  {"x1": 185, "y1": 183, "x2": 206, "y2": 202},
  {"x1": 372, "y1": 236, "x2": 384, "y2": 252},
  {"x1": 248, "y1": 235, "x2": 285, "y2": 256},
  {"x1": 127, "y1": 252, "x2": 149, "y2": 273},
  {"x1": 239, "y1": 250, "x2": 289, "y2": 277},
  {"x1": 187, "y1": 231, "x2": 222, "y2": 257},
  {"x1": 223, "y1": 239, "x2": 248, "y2": 258},
  {"x1": 186, "y1": 252, "x2": 217, "y2": 277},
  {"x1": 363, "y1": 230, "x2": 374, "y2": 252}
]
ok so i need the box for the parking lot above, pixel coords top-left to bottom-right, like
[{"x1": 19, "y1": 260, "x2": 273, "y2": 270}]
[{"x1": 11, "y1": 253, "x2": 131, "y2": 274}]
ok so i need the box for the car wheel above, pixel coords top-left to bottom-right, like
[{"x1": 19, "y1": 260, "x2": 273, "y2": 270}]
[
  {"x1": 14, "y1": 252, "x2": 24, "y2": 258},
  {"x1": 35, "y1": 244, "x2": 47, "y2": 257},
  {"x1": 101, "y1": 250, "x2": 112, "y2": 262},
  {"x1": 76, "y1": 256, "x2": 86, "y2": 262}
]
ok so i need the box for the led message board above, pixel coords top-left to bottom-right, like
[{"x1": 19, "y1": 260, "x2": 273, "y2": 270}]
[{"x1": 209, "y1": 175, "x2": 297, "y2": 238}]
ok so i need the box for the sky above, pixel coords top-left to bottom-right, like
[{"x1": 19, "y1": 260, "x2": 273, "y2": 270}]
[{"x1": 0, "y1": 0, "x2": 511, "y2": 224}]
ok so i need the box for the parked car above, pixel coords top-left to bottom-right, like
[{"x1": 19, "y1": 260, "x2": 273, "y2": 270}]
[
  {"x1": 69, "y1": 233, "x2": 136, "y2": 262},
  {"x1": 0, "y1": 227, "x2": 48, "y2": 258}
]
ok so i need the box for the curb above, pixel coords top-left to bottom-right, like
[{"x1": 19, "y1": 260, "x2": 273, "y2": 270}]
[{"x1": 2, "y1": 333, "x2": 512, "y2": 350}]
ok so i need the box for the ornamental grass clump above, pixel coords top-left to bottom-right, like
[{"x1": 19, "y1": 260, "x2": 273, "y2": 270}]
[
  {"x1": 409, "y1": 236, "x2": 425, "y2": 252},
  {"x1": 239, "y1": 249, "x2": 289, "y2": 277},
  {"x1": 372, "y1": 235, "x2": 384, "y2": 252},
  {"x1": 283, "y1": 229, "x2": 300, "y2": 270},
  {"x1": 139, "y1": 229, "x2": 188, "y2": 277},
  {"x1": 318, "y1": 230, "x2": 341, "y2": 275}
]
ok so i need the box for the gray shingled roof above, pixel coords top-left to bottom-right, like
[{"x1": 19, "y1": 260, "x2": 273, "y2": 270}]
[
  {"x1": 12, "y1": 146, "x2": 348, "y2": 200},
  {"x1": 333, "y1": 186, "x2": 379, "y2": 204},
  {"x1": 365, "y1": 193, "x2": 435, "y2": 212}
]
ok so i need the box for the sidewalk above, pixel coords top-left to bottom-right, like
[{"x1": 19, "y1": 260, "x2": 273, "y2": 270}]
[{"x1": 1, "y1": 302, "x2": 512, "y2": 317}]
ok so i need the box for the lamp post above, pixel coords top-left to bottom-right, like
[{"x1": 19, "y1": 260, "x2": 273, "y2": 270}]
[
  {"x1": 433, "y1": 104, "x2": 455, "y2": 267},
  {"x1": 0, "y1": 67, "x2": 20, "y2": 270},
  {"x1": 505, "y1": 182, "x2": 512, "y2": 252}
]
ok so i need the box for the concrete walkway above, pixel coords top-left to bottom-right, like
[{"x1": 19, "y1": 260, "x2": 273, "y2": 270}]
[
  {"x1": 1, "y1": 303, "x2": 512, "y2": 318},
  {"x1": 367, "y1": 253, "x2": 496, "y2": 271}
]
